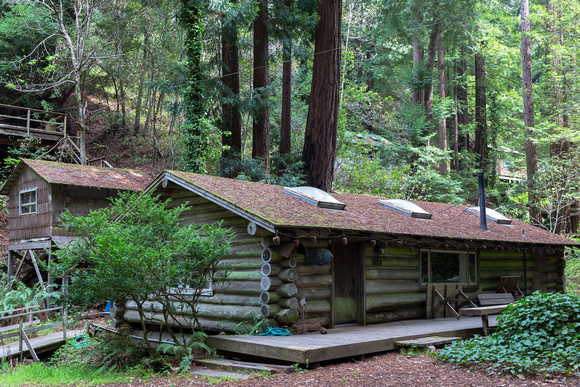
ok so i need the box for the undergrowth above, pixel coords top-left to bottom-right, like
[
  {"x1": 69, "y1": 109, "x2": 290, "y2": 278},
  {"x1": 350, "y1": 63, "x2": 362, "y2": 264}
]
[
  {"x1": 437, "y1": 292, "x2": 580, "y2": 376},
  {"x1": 0, "y1": 361, "x2": 151, "y2": 386}
]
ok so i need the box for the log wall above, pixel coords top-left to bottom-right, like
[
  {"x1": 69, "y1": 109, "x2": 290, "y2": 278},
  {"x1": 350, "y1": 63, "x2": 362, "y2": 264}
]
[
  {"x1": 363, "y1": 246, "x2": 424, "y2": 323},
  {"x1": 123, "y1": 186, "x2": 267, "y2": 333},
  {"x1": 478, "y1": 250, "x2": 564, "y2": 294},
  {"x1": 292, "y1": 240, "x2": 332, "y2": 327}
]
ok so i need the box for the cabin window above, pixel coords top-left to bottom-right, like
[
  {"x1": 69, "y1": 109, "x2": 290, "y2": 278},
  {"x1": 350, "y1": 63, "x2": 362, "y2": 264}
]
[
  {"x1": 421, "y1": 250, "x2": 477, "y2": 285},
  {"x1": 19, "y1": 189, "x2": 37, "y2": 215}
]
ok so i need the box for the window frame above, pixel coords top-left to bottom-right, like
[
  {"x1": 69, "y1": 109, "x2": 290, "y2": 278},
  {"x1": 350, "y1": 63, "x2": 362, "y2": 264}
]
[
  {"x1": 19, "y1": 188, "x2": 38, "y2": 216},
  {"x1": 420, "y1": 249, "x2": 477, "y2": 285}
]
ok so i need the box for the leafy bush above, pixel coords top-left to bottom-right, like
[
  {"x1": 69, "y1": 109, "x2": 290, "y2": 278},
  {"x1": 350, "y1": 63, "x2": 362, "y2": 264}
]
[
  {"x1": 50, "y1": 191, "x2": 233, "y2": 355},
  {"x1": 438, "y1": 292, "x2": 580, "y2": 376},
  {"x1": 0, "y1": 276, "x2": 60, "y2": 326},
  {"x1": 566, "y1": 247, "x2": 580, "y2": 296}
]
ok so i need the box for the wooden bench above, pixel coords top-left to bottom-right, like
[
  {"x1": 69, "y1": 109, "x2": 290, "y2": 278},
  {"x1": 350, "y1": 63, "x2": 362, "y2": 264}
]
[{"x1": 459, "y1": 293, "x2": 515, "y2": 335}]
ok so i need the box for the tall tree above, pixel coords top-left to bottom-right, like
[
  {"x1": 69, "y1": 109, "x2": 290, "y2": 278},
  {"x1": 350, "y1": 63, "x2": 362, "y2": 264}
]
[
  {"x1": 520, "y1": 0, "x2": 540, "y2": 225},
  {"x1": 221, "y1": 1, "x2": 242, "y2": 162},
  {"x1": 252, "y1": 0, "x2": 270, "y2": 170},
  {"x1": 437, "y1": 30, "x2": 447, "y2": 173},
  {"x1": 279, "y1": 0, "x2": 292, "y2": 155},
  {"x1": 474, "y1": 52, "x2": 487, "y2": 171},
  {"x1": 5, "y1": 0, "x2": 102, "y2": 165},
  {"x1": 180, "y1": 0, "x2": 208, "y2": 173},
  {"x1": 301, "y1": 0, "x2": 341, "y2": 191}
]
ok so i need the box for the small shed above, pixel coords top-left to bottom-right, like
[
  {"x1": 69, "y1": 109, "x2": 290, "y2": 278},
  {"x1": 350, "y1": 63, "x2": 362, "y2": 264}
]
[
  {"x1": 116, "y1": 170, "x2": 577, "y2": 333},
  {"x1": 1, "y1": 159, "x2": 150, "y2": 285}
]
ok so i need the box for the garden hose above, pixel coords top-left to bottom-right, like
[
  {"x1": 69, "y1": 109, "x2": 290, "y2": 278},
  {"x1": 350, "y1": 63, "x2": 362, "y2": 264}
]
[
  {"x1": 72, "y1": 323, "x2": 91, "y2": 349},
  {"x1": 253, "y1": 326, "x2": 292, "y2": 336}
]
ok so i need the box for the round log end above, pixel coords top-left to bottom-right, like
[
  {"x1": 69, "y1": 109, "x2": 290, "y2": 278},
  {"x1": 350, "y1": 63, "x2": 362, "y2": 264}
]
[{"x1": 261, "y1": 247, "x2": 272, "y2": 263}]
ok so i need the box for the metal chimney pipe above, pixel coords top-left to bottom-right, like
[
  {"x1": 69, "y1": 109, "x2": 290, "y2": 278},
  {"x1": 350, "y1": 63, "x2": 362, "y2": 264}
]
[{"x1": 478, "y1": 172, "x2": 488, "y2": 231}]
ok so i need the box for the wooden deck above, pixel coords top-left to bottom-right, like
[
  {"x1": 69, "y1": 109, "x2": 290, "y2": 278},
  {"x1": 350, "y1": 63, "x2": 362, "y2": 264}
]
[
  {"x1": 0, "y1": 329, "x2": 81, "y2": 361},
  {"x1": 0, "y1": 103, "x2": 66, "y2": 143},
  {"x1": 207, "y1": 317, "x2": 492, "y2": 365}
]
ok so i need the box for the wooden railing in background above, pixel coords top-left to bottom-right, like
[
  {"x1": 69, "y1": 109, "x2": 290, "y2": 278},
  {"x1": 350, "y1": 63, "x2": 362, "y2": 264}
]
[{"x1": 0, "y1": 103, "x2": 67, "y2": 138}]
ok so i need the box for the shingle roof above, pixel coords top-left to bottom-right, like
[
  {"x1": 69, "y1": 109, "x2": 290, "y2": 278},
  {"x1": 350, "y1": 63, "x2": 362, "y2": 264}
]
[
  {"x1": 157, "y1": 171, "x2": 578, "y2": 247},
  {"x1": 0, "y1": 159, "x2": 150, "y2": 194}
]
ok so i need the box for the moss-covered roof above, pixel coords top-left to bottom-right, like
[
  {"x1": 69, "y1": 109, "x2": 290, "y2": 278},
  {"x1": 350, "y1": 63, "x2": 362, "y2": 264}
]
[
  {"x1": 159, "y1": 170, "x2": 577, "y2": 247},
  {"x1": 0, "y1": 159, "x2": 150, "y2": 194}
]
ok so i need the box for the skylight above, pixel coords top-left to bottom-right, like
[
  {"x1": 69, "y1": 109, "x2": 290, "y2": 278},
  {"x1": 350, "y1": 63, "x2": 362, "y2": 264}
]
[
  {"x1": 465, "y1": 207, "x2": 512, "y2": 225},
  {"x1": 378, "y1": 199, "x2": 432, "y2": 219},
  {"x1": 284, "y1": 187, "x2": 346, "y2": 210}
]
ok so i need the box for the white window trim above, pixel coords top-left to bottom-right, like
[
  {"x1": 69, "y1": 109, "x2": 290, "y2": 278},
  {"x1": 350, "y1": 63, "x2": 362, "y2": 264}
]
[
  {"x1": 420, "y1": 249, "x2": 478, "y2": 285},
  {"x1": 171, "y1": 281, "x2": 213, "y2": 297},
  {"x1": 19, "y1": 188, "x2": 38, "y2": 216}
]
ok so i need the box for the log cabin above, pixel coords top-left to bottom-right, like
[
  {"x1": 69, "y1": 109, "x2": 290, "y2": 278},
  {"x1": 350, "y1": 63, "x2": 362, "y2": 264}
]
[
  {"x1": 1, "y1": 159, "x2": 150, "y2": 285},
  {"x1": 115, "y1": 170, "x2": 578, "y2": 333}
]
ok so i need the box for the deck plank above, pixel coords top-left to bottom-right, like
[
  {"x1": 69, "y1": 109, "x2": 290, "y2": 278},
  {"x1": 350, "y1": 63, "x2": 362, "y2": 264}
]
[{"x1": 206, "y1": 317, "x2": 485, "y2": 364}]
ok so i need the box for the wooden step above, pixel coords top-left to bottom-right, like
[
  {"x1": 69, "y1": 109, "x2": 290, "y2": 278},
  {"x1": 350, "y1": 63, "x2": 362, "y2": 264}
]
[
  {"x1": 195, "y1": 357, "x2": 295, "y2": 374},
  {"x1": 395, "y1": 336, "x2": 462, "y2": 348}
]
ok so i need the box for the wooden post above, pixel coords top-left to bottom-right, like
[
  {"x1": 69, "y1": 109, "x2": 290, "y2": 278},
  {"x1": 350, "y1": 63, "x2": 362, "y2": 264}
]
[
  {"x1": 63, "y1": 115, "x2": 67, "y2": 136},
  {"x1": 29, "y1": 250, "x2": 46, "y2": 293},
  {"x1": 7, "y1": 251, "x2": 13, "y2": 283},
  {"x1": 62, "y1": 306, "x2": 67, "y2": 341},
  {"x1": 26, "y1": 109, "x2": 30, "y2": 135},
  {"x1": 47, "y1": 250, "x2": 53, "y2": 308},
  {"x1": 19, "y1": 315, "x2": 23, "y2": 360}
]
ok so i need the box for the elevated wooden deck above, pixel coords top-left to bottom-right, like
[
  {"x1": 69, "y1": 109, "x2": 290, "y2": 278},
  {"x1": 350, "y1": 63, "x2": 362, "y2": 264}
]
[
  {"x1": 0, "y1": 103, "x2": 66, "y2": 143},
  {"x1": 207, "y1": 317, "x2": 492, "y2": 365}
]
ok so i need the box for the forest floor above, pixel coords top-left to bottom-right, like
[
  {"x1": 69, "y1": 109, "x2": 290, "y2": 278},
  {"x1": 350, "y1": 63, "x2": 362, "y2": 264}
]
[{"x1": 98, "y1": 351, "x2": 579, "y2": 387}]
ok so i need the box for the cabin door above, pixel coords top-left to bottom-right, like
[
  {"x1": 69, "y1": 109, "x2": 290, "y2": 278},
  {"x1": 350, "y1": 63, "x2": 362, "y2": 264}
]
[{"x1": 332, "y1": 242, "x2": 364, "y2": 325}]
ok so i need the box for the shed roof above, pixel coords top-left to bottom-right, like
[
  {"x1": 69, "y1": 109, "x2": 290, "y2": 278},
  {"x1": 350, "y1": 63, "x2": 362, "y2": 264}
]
[
  {"x1": 0, "y1": 159, "x2": 150, "y2": 195},
  {"x1": 151, "y1": 171, "x2": 578, "y2": 247}
]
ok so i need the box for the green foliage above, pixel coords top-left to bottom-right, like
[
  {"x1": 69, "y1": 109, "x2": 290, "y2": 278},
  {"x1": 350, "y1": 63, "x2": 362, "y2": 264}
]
[
  {"x1": 235, "y1": 311, "x2": 269, "y2": 335},
  {"x1": 0, "y1": 361, "x2": 149, "y2": 387},
  {"x1": 179, "y1": 0, "x2": 209, "y2": 173},
  {"x1": 219, "y1": 152, "x2": 305, "y2": 186},
  {"x1": 566, "y1": 246, "x2": 580, "y2": 296},
  {"x1": 0, "y1": 277, "x2": 59, "y2": 316},
  {"x1": 51, "y1": 331, "x2": 144, "y2": 371},
  {"x1": 1, "y1": 136, "x2": 56, "y2": 180},
  {"x1": 438, "y1": 292, "x2": 580, "y2": 376},
  {"x1": 335, "y1": 143, "x2": 465, "y2": 203},
  {"x1": 51, "y1": 191, "x2": 233, "y2": 353}
]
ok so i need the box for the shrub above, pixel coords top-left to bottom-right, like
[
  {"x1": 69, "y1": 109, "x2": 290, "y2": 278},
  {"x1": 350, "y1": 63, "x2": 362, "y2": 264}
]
[{"x1": 438, "y1": 292, "x2": 580, "y2": 376}]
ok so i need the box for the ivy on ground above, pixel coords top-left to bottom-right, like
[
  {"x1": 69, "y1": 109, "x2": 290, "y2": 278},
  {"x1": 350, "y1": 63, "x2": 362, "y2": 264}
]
[{"x1": 438, "y1": 292, "x2": 580, "y2": 376}]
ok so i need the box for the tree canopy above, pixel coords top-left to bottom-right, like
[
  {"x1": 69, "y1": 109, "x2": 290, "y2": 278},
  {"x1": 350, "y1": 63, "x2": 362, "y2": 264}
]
[{"x1": 2, "y1": 0, "x2": 580, "y2": 231}]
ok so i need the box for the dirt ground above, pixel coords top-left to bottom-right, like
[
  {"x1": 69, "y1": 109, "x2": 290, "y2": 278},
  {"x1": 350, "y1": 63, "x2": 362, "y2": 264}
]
[{"x1": 101, "y1": 352, "x2": 579, "y2": 387}]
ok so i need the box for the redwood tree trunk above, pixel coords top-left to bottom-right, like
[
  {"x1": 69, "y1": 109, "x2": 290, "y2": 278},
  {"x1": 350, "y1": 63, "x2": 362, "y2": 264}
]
[
  {"x1": 301, "y1": 0, "x2": 342, "y2": 191},
  {"x1": 252, "y1": 0, "x2": 270, "y2": 170},
  {"x1": 280, "y1": 0, "x2": 292, "y2": 155},
  {"x1": 437, "y1": 31, "x2": 447, "y2": 174},
  {"x1": 412, "y1": 13, "x2": 424, "y2": 105},
  {"x1": 424, "y1": 20, "x2": 440, "y2": 122},
  {"x1": 452, "y1": 61, "x2": 459, "y2": 171},
  {"x1": 221, "y1": 16, "x2": 242, "y2": 161},
  {"x1": 474, "y1": 52, "x2": 487, "y2": 171},
  {"x1": 521, "y1": 0, "x2": 540, "y2": 226}
]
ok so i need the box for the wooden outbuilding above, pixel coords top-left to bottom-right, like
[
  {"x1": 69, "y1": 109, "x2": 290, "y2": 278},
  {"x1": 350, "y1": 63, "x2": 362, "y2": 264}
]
[
  {"x1": 1, "y1": 159, "x2": 150, "y2": 286},
  {"x1": 115, "y1": 170, "x2": 577, "y2": 333}
]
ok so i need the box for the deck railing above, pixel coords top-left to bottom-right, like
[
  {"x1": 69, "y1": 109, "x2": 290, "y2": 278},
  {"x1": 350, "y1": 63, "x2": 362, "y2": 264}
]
[
  {"x1": 0, "y1": 103, "x2": 67, "y2": 137},
  {"x1": 0, "y1": 305, "x2": 67, "y2": 361}
]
